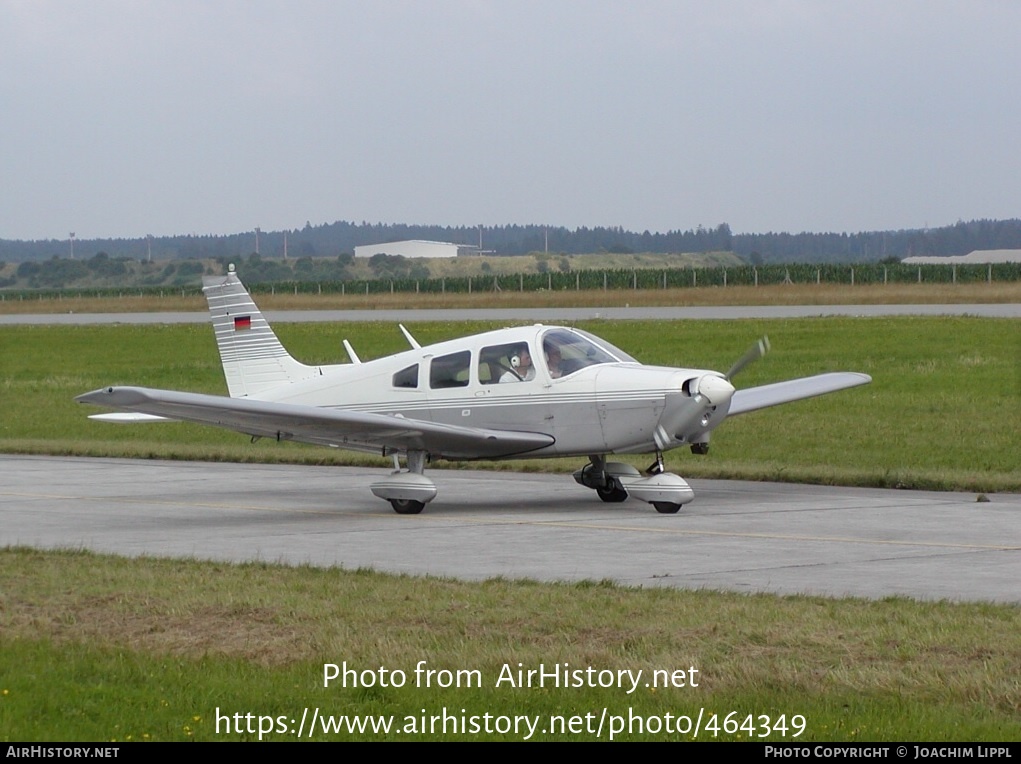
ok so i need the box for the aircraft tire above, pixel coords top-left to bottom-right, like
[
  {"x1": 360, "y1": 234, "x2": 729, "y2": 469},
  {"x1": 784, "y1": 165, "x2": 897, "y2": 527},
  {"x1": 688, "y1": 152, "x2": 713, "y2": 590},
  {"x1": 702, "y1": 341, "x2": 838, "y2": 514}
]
[
  {"x1": 390, "y1": 499, "x2": 426, "y2": 515},
  {"x1": 653, "y1": 502, "x2": 681, "y2": 514},
  {"x1": 597, "y1": 479, "x2": 629, "y2": 503}
]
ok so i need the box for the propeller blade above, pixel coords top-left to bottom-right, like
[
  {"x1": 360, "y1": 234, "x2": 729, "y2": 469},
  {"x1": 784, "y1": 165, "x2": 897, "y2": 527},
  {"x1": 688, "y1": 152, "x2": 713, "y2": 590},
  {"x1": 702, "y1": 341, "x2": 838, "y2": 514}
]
[{"x1": 726, "y1": 336, "x2": 770, "y2": 380}]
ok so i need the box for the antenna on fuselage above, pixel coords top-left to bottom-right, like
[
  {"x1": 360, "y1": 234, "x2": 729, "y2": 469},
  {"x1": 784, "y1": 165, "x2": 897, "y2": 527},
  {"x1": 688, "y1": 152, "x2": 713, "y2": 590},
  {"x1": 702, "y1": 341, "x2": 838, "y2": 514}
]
[
  {"x1": 342, "y1": 339, "x2": 362, "y2": 364},
  {"x1": 399, "y1": 324, "x2": 421, "y2": 349}
]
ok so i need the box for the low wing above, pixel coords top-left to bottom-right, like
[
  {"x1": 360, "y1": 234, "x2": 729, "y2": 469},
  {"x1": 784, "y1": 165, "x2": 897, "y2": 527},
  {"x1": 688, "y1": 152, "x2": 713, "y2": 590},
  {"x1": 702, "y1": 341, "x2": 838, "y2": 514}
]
[
  {"x1": 729, "y1": 372, "x2": 871, "y2": 416},
  {"x1": 76, "y1": 386, "x2": 554, "y2": 460}
]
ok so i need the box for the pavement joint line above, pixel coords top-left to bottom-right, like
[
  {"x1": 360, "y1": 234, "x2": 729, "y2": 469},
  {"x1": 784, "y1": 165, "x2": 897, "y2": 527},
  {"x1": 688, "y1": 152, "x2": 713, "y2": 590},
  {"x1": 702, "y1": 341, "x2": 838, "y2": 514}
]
[
  {"x1": 500, "y1": 519, "x2": 1021, "y2": 551},
  {"x1": 4, "y1": 490, "x2": 1018, "y2": 552},
  {"x1": 0, "y1": 491, "x2": 373, "y2": 518}
]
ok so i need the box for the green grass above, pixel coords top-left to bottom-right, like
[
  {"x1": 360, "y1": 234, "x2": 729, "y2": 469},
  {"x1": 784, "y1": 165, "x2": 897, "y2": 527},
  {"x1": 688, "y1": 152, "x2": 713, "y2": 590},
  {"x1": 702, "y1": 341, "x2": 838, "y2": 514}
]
[
  {"x1": 1, "y1": 548, "x2": 1018, "y2": 741},
  {"x1": 1, "y1": 316, "x2": 1018, "y2": 492}
]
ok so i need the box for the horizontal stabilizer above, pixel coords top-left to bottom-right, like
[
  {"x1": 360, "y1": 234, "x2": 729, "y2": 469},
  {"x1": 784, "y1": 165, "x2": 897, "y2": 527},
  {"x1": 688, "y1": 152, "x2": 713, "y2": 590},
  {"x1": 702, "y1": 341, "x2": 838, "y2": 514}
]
[
  {"x1": 77, "y1": 386, "x2": 555, "y2": 460},
  {"x1": 729, "y1": 372, "x2": 871, "y2": 416}
]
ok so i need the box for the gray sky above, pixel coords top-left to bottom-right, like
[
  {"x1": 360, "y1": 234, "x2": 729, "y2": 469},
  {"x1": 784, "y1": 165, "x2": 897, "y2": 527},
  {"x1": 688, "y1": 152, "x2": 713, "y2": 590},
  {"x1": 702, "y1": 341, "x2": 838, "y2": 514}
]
[{"x1": 2, "y1": 0, "x2": 1019, "y2": 241}]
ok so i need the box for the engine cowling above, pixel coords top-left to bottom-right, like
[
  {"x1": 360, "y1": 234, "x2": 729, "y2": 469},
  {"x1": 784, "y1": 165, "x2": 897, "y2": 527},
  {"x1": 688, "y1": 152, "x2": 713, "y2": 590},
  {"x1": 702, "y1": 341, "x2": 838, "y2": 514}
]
[{"x1": 657, "y1": 373, "x2": 735, "y2": 446}]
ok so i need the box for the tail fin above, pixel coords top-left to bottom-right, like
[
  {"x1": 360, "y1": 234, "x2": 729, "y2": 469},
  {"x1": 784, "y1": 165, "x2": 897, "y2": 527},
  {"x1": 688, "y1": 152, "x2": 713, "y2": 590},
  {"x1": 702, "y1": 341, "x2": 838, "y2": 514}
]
[{"x1": 202, "y1": 268, "x2": 315, "y2": 398}]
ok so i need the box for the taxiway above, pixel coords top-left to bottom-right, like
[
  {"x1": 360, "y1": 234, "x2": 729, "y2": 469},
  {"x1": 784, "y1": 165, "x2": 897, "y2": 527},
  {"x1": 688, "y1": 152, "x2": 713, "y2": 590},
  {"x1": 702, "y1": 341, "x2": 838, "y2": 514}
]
[{"x1": 3, "y1": 454, "x2": 1018, "y2": 603}]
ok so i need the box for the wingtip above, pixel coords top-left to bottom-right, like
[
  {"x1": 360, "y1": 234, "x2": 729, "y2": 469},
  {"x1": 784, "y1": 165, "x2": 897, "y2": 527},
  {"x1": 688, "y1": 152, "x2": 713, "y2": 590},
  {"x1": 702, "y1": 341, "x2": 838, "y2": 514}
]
[
  {"x1": 75, "y1": 387, "x2": 111, "y2": 404},
  {"x1": 75, "y1": 386, "x2": 151, "y2": 407}
]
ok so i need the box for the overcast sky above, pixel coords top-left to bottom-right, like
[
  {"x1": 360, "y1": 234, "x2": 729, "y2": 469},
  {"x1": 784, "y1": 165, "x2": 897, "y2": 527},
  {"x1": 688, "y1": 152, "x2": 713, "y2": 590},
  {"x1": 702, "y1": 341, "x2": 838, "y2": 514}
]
[{"x1": 2, "y1": 1, "x2": 1018, "y2": 241}]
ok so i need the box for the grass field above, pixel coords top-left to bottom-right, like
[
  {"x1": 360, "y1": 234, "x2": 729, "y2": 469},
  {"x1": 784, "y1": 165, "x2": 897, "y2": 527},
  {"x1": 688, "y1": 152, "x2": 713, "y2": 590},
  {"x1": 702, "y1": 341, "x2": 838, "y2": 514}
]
[
  {"x1": 2, "y1": 309, "x2": 1019, "y2": 741},
  {"x1": 1, "y1": 548, "x2": 1019, "y2": 741}
]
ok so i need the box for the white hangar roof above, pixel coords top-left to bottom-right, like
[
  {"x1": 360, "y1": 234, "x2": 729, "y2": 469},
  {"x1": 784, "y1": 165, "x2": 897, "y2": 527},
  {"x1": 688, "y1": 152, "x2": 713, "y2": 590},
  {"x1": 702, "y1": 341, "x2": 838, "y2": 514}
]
[
  {"x1": 902, "y1": 249, "x2": 1021, "y2": 265},
  {"x1": 354, "y1": 240, "x2": 479, "y2": 259}
]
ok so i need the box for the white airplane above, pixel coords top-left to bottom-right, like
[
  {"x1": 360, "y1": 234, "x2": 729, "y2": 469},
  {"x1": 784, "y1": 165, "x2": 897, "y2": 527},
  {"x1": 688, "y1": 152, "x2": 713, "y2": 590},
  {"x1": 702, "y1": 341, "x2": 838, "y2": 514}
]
[{"x1": 77, "y1": 267, "x2": 871, "y2": 514}]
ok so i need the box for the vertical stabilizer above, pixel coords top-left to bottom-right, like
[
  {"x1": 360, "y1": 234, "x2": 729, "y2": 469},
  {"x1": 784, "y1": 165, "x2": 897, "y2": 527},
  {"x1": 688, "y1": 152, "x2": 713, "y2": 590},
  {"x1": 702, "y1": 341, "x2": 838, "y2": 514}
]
[{"x1": 202, "y1": 269, "x2": 314, "y2": 398}]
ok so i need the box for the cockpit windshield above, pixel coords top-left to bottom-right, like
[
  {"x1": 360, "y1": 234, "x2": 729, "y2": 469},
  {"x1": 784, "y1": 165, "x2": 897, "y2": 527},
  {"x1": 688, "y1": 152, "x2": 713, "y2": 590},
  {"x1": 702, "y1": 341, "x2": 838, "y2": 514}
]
[
  {"x1": 540, "y1": 328, "x2": 632, "y2": 378},
  {"x1": 571, "y1": 329, "x2": 638, "y2": 364}
]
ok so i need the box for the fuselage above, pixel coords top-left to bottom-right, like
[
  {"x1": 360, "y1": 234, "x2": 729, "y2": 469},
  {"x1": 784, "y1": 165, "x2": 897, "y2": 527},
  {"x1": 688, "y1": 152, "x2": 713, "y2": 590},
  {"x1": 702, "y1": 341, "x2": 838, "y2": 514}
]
[{"x1": 253, "y1": 324, "x2": 730, "y2": 459}]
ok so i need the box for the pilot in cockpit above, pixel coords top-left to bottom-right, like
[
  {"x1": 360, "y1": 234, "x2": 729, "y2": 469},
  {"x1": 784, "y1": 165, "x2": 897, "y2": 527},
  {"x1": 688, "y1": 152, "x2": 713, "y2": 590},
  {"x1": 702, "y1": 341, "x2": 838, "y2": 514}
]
[
  {"x1": 544, "y1": 339, "x2": 563, "y2": 379},
  {"x1": 500, "y1": 345, "x2": 535, "y2": 382}
]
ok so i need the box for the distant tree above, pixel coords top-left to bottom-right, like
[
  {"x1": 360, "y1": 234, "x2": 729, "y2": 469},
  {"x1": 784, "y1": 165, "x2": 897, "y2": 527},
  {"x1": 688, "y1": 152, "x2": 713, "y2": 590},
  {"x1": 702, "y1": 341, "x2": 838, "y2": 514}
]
[
  {"x1": 87, "y1": 251, "x2": 126, "y2": 277},
  {"x1": 177, "y1": 260, "x2": 205, "y2": 277},
  {"x1": 17, "y1": 261, "x2": 40, "y2": 278},
  {"x1": 35, "y1": 257, "x2": 88, "y2": 287},
  {"x1": 369, "y1": 253, "x2": 409, "y2": 278}
]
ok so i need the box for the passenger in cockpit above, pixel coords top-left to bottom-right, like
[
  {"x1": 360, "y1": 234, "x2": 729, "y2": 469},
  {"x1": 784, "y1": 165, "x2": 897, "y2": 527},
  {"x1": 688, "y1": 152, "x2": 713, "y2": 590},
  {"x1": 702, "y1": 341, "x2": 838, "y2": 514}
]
[{"x1": 544, "y1": 340, "x2": 563, "y2": 378}]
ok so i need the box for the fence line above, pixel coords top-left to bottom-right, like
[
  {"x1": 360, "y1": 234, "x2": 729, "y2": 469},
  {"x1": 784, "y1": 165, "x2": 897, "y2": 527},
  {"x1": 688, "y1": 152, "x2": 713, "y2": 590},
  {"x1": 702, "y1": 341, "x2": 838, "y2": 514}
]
[{"x1": 4, "y1": 262, "x2": 1020, "y2": 301}]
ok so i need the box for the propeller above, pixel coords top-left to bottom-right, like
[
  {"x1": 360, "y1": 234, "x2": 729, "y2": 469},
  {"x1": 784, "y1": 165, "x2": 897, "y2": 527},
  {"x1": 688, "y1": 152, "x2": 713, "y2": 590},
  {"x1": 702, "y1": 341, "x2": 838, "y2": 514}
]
[{"x1": 725, "y1": 336, "x2": 770, "y2": 381}]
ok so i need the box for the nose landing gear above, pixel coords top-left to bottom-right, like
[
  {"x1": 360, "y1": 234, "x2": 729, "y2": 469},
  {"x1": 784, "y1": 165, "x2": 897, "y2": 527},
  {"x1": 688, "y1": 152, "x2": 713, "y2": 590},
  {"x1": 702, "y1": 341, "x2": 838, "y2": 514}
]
[{"x1": 575, "y1": 453, "x2": 694, "y2": 513}]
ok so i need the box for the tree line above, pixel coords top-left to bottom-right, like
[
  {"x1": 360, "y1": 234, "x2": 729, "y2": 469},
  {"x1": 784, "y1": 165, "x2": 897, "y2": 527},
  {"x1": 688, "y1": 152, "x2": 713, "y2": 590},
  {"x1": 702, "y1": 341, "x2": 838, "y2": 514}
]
[{"x1": 2, "y1": 218, "x2": 1020, "y2": 265}]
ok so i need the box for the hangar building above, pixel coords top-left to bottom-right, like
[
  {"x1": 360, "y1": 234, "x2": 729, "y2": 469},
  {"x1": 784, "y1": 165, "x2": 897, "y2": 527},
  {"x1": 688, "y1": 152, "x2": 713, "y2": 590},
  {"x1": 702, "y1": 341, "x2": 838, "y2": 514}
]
[
  {"x1": 902, "y1": 249, "x2": 1021, "y2": 265},
  {"x1": 354, "y1": 240, "x2": 479, "y2": 259}
]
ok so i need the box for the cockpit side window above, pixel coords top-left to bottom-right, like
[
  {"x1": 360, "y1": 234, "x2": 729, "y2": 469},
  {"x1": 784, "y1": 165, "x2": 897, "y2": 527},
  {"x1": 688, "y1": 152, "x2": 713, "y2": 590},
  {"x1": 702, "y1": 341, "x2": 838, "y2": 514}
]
[
  {"x1": 430, "y1": 350, "x2": 471, "y2": 388},
  {"x1": 541, "y1": 328, "x2": 620, "y2": 378},
  {"x1": 392, "y1": 364, "x2": 419, "y2": 389},
  {"x1": 479, "y1": 342, "x2": 535, "y2": 384}
]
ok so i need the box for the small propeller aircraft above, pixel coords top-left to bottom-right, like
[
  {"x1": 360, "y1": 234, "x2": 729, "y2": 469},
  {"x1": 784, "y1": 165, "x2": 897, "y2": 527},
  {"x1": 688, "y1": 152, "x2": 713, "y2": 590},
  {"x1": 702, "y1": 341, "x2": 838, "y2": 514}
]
[{"x1": 77, "y1": 266, "x2": 871, "y2": 514}]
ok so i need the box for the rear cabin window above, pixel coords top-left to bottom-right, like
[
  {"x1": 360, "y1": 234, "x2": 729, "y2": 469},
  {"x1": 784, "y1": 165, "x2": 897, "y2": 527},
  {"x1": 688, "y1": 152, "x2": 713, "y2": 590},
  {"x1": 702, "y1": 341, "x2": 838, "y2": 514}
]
[
  {"x1": 392, "y1": 364, "x2": 419, "y2": 389},
  {"x1": 430, "y1": 351, "x2": 471, "y2": 388}
]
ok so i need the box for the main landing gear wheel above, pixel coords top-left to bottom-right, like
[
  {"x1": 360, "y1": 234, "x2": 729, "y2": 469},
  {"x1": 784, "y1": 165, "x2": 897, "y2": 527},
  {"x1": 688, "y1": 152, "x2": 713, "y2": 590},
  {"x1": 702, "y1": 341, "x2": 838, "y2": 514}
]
[
  {"x1": 390, "y1": 498, "x2": 425, "y2": 515},
  {"x1": 653, "y1": 502, "x2": 681, "y2": 514},
  {"x1": 596, "y1": 479, "x2": 628, "y2": 503}
]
